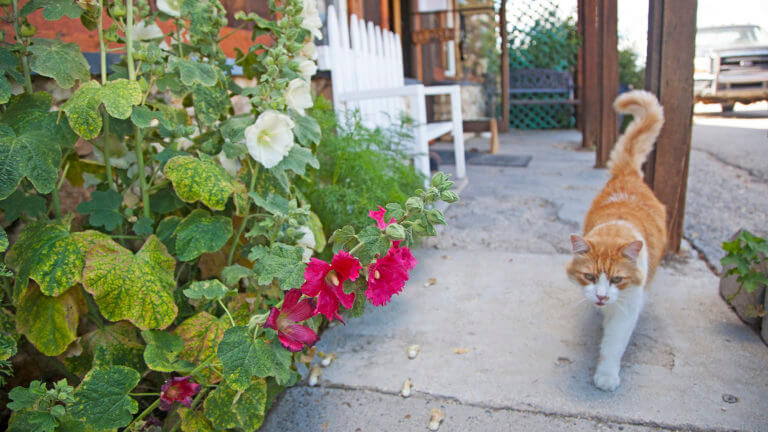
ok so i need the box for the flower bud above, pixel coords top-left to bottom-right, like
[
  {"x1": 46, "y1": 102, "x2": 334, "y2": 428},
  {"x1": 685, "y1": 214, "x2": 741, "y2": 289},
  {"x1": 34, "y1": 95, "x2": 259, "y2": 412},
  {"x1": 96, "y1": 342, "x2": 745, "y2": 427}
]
[
  {"x1": 20, "y1": 22, "x2": 36, "y2": 38},
  {"x1": 426, "y1": 209, "x2": 446, "y2": 225},
  {"x1": 441, "y1": 190, "x2": 459, "y2": 203},
  {"x1": 405, "y1": 196, "x2": 423, "y2": 214},
  {"x1": 425, "y1": 187, "x2": 440, "y2": 202},
  {"x1": 430, "y1": 172, "x2": 448, "y2": 187},
  {"x1": 385, "y1": 223, "x2": 406, "y2": 241},
  {"x1": 110, "y1": 0, "x2": 126, "y2": 17}
]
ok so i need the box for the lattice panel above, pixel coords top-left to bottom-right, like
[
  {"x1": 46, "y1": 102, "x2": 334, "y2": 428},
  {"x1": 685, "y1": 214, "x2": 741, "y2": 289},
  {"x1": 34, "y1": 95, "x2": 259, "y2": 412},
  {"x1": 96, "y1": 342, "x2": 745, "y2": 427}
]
[{"x1": 509, "y1": 93, "x2": 575, "y2": 130}]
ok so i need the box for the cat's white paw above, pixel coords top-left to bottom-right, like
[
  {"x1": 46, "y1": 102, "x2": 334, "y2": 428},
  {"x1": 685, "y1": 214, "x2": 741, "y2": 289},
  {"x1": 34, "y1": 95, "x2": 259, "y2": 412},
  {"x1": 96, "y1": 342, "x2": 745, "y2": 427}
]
[{"x1": 593, "y1": 368, "x2": 620, "y2": 391}]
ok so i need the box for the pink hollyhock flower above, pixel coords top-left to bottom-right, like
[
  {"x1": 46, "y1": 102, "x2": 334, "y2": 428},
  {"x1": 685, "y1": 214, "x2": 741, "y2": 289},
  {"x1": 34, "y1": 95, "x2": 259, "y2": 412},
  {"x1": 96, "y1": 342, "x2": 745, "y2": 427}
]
[
  {"x1": 365, "y1": 243, "x2": 418, "y2": 306},
  {"x1": 159, "y1": 376, "x2": 200, "y2": 410},
  {"x1": 301, "y1": 250, "x2": 362, "y2": 321},
  {"x1": 265, "y1": 289, "x2": 318, "y2": 352},
  {"x1": 369, "y1": 205, "x2": 395, "y2": 229}
]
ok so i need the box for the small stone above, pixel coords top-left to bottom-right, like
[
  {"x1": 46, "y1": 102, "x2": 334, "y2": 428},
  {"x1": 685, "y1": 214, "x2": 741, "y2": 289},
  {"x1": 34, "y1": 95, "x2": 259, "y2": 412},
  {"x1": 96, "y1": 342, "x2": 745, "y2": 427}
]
[
  {"x1": 424, "y1": 277, "x2": 437, "y2": 287},
  {"x1": 453, "y1": 348, "x2": 469, "y2": 354},
  {"x1": 722, "y1": 393, "x2": 739, "y2": 404},
  {"x1": 428, "y1": 408, "x2": 445, "y2": 431},
  {"x1": 407, "y1": 344, "x2": 420, "y2": 359}
]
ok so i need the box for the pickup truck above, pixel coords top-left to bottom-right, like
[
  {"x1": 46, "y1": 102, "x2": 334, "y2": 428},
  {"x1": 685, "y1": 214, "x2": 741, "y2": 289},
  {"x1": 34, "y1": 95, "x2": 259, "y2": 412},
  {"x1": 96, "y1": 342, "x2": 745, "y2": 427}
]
[{"x1": 694, "y1": 25, "x2": 768, "y2": 111}]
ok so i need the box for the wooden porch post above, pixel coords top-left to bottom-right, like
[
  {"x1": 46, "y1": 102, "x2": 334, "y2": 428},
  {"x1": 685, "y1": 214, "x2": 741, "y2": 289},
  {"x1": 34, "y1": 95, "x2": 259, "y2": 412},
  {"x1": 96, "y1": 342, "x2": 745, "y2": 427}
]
[
  {"x1": 499, "y1": 0, "x2": 510, "y2": 132},
  {"x1": 644, "y1": 0, "x2": 698, "y2": 253},
  {"x1": 580, "y1": 0, "x2": 618, "y2": 165}
]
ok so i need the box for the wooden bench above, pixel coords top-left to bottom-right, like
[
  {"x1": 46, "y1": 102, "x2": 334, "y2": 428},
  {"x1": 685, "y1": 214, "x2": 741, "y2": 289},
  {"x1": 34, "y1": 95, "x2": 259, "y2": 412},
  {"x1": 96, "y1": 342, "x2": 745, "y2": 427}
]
[
  {"x1": 509, "y1": 68, "x2": 580, "y2": 106},
  {"x1": 320, "y1": 3, "x2": 466, "y2": 181}
]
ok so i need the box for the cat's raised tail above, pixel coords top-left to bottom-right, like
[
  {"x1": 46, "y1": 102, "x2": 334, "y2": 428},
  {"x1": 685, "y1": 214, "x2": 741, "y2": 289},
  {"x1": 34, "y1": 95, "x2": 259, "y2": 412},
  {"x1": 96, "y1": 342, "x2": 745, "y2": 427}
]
[{"x1": 607, "y1": 90, "x2": 664, "y2": 177}]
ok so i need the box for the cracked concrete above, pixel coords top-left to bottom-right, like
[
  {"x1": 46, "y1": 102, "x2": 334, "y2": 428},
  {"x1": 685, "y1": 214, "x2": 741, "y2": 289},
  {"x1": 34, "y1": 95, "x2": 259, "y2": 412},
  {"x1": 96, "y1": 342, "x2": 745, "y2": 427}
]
[{"x1": 262, "y1": 128, "x2": 768, "y2": 431}]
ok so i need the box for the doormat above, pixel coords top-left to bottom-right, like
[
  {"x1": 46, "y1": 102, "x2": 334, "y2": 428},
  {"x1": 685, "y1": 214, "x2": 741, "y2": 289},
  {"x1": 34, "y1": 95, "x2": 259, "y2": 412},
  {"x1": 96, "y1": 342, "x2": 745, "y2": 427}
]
[{"x1": 432, "y1": 150, "x2": 532, "y2": 167}]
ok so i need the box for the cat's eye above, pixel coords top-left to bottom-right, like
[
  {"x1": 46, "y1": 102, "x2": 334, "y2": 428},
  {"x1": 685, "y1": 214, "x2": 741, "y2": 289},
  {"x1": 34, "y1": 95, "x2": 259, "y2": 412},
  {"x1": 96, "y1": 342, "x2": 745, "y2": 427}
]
[
  {"x1": 583, "y1": 273, "x2": 596, "y2": 282},
  {"x1": 610, "y1": 276, "x2": 623, "y2": 284}
]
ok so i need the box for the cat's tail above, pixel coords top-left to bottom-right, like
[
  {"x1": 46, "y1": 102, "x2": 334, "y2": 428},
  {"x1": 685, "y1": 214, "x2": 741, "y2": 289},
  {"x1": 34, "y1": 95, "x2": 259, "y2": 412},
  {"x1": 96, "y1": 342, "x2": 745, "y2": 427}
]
[{"x1": 608, "y1": 90, "x2": 664, "y2": 177}]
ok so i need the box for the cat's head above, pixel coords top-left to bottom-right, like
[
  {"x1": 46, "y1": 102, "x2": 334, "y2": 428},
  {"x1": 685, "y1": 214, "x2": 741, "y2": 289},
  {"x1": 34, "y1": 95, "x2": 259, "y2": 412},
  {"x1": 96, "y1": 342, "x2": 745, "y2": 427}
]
[{"x1": 565, "y1": 234, "x2": 644, "y2": 307}]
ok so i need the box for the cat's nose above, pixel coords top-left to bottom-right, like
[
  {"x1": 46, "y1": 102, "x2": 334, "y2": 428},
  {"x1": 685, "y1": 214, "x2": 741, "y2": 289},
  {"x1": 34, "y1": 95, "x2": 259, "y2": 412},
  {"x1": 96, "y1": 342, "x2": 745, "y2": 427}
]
[{"x1": 597, "y1": 295, "x2": 609, "y2": 301}]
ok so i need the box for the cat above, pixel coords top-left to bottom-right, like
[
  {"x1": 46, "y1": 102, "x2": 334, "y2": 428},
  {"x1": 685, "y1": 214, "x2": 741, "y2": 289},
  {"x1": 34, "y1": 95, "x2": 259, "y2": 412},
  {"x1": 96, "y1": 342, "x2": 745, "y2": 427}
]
[{"x1": 566, "y1": 90, "x2": 668, "y2": 392}]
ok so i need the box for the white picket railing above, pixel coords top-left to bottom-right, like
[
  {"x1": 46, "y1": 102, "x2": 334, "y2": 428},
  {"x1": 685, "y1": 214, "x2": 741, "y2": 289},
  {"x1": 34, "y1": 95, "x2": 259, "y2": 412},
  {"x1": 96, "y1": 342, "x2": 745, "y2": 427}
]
[{"x1": 319, "y1": 2, "x2": 466, "y2": 180}]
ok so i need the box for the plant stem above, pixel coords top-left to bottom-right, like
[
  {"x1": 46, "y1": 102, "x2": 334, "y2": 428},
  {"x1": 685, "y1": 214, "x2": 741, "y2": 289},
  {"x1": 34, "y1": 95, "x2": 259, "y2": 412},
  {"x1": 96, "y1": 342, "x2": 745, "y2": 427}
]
[
  {"x1": 348, "y1": 238, "x2": 365, "y2": 255},
  {"x1": 133, "y1": 126, "x2": 151, "y2": 218},
  {"x1": 11, "y1": 0, "x2": 32, "y2": 93},
  {"x1": 124, "y1": 399, "x2": 160, "y2": 431},
  {"x1": 51, "y1": 188, "x2": 62, "y2": 218},
  {"x1": 126, "y1": 0, "x2": 136, "y2": 81},
  {"x1": 218, "y1": 299, "x2": 235, "y2": 327},
  {"x1": 97, "y1": 0, "x2": 115, "y2": 190},
  {"x1": 129, "y1": 392, "x2": 161, "y2": 397},
  {"x1": 226, "y1": 162, "x2": 259, "y2": 266}
]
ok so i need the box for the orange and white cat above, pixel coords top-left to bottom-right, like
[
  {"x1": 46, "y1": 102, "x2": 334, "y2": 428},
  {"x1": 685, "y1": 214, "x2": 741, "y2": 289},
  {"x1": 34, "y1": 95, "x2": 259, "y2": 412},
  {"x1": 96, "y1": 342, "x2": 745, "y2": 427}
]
[{"x1": 566, "y1": 90, "x2": 668, "y2": 392}]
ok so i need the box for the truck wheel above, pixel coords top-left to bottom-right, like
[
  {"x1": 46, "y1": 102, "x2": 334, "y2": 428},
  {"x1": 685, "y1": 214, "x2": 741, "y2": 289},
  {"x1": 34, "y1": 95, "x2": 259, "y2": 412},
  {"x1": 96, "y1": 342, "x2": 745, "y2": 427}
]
[{"x1": 721, "y1": 102, "x2": 735, "y2": 112}]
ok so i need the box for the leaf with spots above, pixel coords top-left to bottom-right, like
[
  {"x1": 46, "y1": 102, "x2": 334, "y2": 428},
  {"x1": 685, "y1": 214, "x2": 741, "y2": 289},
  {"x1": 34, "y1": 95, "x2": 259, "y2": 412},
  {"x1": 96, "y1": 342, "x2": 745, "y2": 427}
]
[
  {"x1": 178, "y1": 407, "x2": 216, "y2": 432},
  {"x1": 63, "y1": 322, "x2": 146, "y2": 377},
  {"x1": 81, "y1": 233, "x2": 178, "y2": 330},
  {"x1": 173, "y1": 209, "x2": 233, "y2": 262},
  {"x1": 193, "y1": 83, "x2": 230, "y2": 126},
  {"x1": 69, "y1": 366, "x2": 140, "y2": 430},
  {"x1": 16, "y1": 284, "x2": 83, "y2": 356},
  {"x1": 249, "y1": 243, "x2": 305, "y2": 290},
  {"x1": 174, "y1": 312, "x2": 228, "y2": 382},
  {"x1": 28, "y1": 39, "x2": 90, "y2": 89},
  {"x1": 183, "y1": 279, "x2": 233, "y2": 301},
  {"x1": 141, "y1": 330, "x2": 195, "y2": 373},
  {"x1": 5, "y1": 220, "x2": 86, "y2": 298},
  {"x1": 168, "y1": 57, "x2": 218, "y2": 86},
  {"x1": 0, "y1": 226, "x2": 6, "y2": 253},
  {"x1": 217, "y1": 325, "x2": 296, "y2": 389},
  {"x1": 76, "y1": 189, "x2": 124, "y2": 231},
  {"x1": 164, "y1": 155, "x2": 248, "y2": 214},
  {"x1": 0, "y1": 123, "x2": 61, "y2": 199},
  {"x1": 62, "y1": 80, "x2": 143, "y2": 139},
  {"x1": 203, "y1": 379, "x2": 267, "y2": 430}
]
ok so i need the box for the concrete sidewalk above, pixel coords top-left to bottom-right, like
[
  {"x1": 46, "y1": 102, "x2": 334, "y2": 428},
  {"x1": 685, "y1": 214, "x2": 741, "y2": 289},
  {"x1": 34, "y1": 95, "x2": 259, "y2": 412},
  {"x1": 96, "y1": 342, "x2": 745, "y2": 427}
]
[{"x1": 262, "y1": 131, "x2": 768, "y2": 431}]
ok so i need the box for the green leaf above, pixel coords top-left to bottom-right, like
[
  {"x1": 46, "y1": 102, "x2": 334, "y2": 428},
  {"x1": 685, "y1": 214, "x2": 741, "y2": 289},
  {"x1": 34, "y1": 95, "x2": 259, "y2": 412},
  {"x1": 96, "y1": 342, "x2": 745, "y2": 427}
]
[
  {"x1": 217, "y1": 325, "x2": 295, "y2": 389},
  {"x1": 271, "y1": 145, "x2": 319, "y2": 176},
  {"x1": 64, "y1": 322, "x2": 146, "y2": 377},
  {"x1": 141, "y1": 330, "x2": 194, "y2": 372},
  {"x1": 156, "y1": 215, "x2": 181, "y2": 255},
  {"x1": 133, "y1": 216, "x2": 154, "y2": 235},
  {"x1": 0, "y1": 123, "x2": 61, "y2": 199},
  {"x1": 193, "y1": 83, "x2": 230, "y2": 126},
  {"x1": 81, "y1": 233, "x2": 178, "y2": 330},
  {"x1": 203, "y1": 379, "x2": 267, "y2": 430},
  {"x1": 221, "y1": 264, "x2": 253, "y2": 286},
  {"x1": 7, "y1": 410, "x2": 58, "y2": 432},
  {"x1": 169, "y1": 57, "x2": 218, "y2": 86},
  {"x1": 8, "y1": 380, "x2": 47, "y2": 411},
  {"x1": 290, "y1": 110, "x2": 322, "y2": 146},
  {"x1": 28, "y1": 39, "x2": 90, "y2": 89},
  {"x1": 385, "y1": 203, "x2": 405, "y2": 220},
  {"x1": 173, "y1": 209, "x2": 233, "y2": 262},
  {"x1": 0, "y1": 226, "x2": 7, "y2": 254},
  {"x1": 16, "y1": 284, "x2": 82, "y2": 356},
  {"x1": 149, "y1": 187, "x2": 186, "y2": 214},
  {"x1": 0, "y1": 92, "x2": 77, "y2": 149},
  {"x1": 21, "y1": 0, "x2": 83, "y2": 19},
  {"x1": 5, "y1": 220, "x2": 86, "y2": 297},
  {"x1": 354, "y1": 226, "x2": 391, "y2": 264},
  {"x1": 0, "y1": 331, "x2": 17, "y2": 360},
  {"x1": 62, "y1": 79, "x2": 143, "y2": 139},
  {"x1": 0, "y1": 46, "x2": 20, "y2": 104},
  {"x1": 0, "y1": 189, "x2": 47, "y2": 222},
  {"x1": 183, "y1": 279, "x2": 232, "y2": 300},
  {"x1": 70, "y1": 366, "x2": 140, "y2": 430},
  {"x1": 76, "y1": 189, "x2": 124, "y2": 231},
  {"x1": 330, "y1": 225, "x2": 357, "y2": 252},
  {"x1": 164, "y1": 155, "x2": 248, "y2": 214},
  {"x1": 130, "y1": 105, "x2": 169, "y2": 128},
  {"x1": 249, "y1": 243, "x2": 305, "y2": 290},
  {"x1": 174, "y1": 312, "x2": 228, "y2": 382}
]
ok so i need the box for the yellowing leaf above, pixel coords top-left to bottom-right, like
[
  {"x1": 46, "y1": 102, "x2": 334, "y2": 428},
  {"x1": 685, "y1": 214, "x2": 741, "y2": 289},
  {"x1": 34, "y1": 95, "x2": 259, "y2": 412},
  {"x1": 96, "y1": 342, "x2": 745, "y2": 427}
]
[
  {"x1": 16, "y1": 284, "x2": 83, "y2": 356},
  {"x1": 164, "y1": 155, "x2": 248, "y2": 214},
  {"x1": 64, "y1": 322, "x2": 146, "y2": 377},
  {"x1": 203, "y1": 379, "x2": 267, "y2": 430},
  {"x1": 81, "y1": 233, "x2": 177, "y2": 330},
  {"x1": 5, "y1": 220, "x2": 86, "y2": 298},
  {"x1": 62, "y1": 79, "x2": 143, "y2": 139},
  {"x1": 174, "y1": 312, "x2": 227, "y2": 382}
]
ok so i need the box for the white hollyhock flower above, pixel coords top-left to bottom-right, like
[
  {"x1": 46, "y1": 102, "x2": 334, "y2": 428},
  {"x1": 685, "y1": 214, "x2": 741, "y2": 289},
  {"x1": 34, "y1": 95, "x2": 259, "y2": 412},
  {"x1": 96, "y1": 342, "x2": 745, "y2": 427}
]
[
  {"x1": 244, "y1": 110, "x2": 295, "y2": 168},
  {"x1": 299, "y1": 41, "x2": 318, "y2": 60},
  {"x1": 296, "y1": 56, "x2": 317, "y2": 81},
  {"x1": 132, "y1": 20, "x2": 165, "y2": 41},
  {"x1": 285, "y1": 78, "x2": 313, "y2": 115},
  {"x1": 157, "y1": 0, "x2": 181, "y2": 17},
  {"x1": 296, "y1": 226, "x2": 316, "y2": 262},
  {"x1": 301, "y1": 0, "x2": 323, "y2": 40}
]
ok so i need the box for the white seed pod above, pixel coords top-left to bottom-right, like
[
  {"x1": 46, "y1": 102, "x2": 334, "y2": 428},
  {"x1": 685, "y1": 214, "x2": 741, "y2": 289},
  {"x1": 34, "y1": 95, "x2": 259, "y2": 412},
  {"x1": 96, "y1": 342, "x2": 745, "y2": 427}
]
[
  {"x1": 407, "y1": 344, "x2": 420, "y2": 359},
  {"x1": 320, "y1": 353, "x2": 336, "y2": 367},
  {"x1": 400, "y1": 378, "x2": 413, "y2": 398},
  {"x1": 308, "y1": 365, "x2": 322, "y2": 387},
  {"x1": 428, "y1": 408, "x2": 445, "y2": 431}
]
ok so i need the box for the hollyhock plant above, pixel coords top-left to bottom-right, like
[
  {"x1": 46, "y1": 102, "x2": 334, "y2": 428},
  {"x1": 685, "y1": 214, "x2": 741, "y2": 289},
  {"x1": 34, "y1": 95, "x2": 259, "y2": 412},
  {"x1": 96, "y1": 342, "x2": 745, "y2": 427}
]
[
  {"x1": 366, "y1": 243, "x2": 418, "y2": 306},
  {"x1": 286, "y1": 78, "x2": 313, "y2": 115},
  {"x1": 156, "y1": 0, "x2": 181, "y2": 17},
  {"x1": 302, "y1": 250, "x2": 362, "y2": 321},
  {"x1": 265, "y1": 289, "x2": 319, "y2": 352},
  {"x1": 301, "y1": 0, "x2": 323, "y2": 40},
  {"x1": 159, "y1": 376, "x2": 200, "y2": 410},
  {"x1": 369, "y1": 205, "x2": 395, "y2": 229},
  {"x1": 245, "y1": 110, "x2": 296, "y2": 168}
]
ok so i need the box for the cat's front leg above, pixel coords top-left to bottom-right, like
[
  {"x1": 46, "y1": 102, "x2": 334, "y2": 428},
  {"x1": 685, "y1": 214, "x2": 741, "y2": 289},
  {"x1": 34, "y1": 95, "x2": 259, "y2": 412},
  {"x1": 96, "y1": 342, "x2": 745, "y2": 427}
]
[{"x1": 594, "y1": 287, "x2": 644, "y2": 391}]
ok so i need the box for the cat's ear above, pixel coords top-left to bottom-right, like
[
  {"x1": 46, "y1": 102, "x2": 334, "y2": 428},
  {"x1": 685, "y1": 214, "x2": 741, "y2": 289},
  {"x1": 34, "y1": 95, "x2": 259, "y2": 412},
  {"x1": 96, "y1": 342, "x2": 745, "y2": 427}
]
[
  {"x1": 621, "y1": 240, "x2": 644, "y2": 260},
  {"x1": 570, "y1": 234, "x2": 590, "y2": 255}
]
